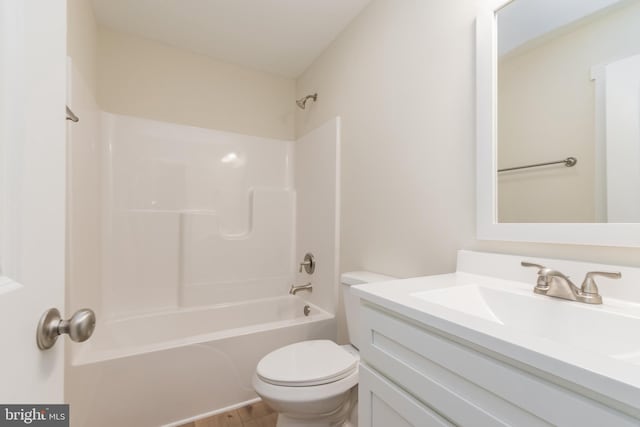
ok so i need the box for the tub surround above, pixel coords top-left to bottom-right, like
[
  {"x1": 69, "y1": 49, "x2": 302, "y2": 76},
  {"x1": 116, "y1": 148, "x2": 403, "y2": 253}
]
[
  {"x1": 102, "y1": 113, "x2": 295, "y2": 317},
  {"x1": 354, "y1": 250, "x2": 640, "y2": 425},
  {"x1": 294, "y1": 117, "x2": 341, "y2": 314},
  {"x1": 89, "y1": 113, "x2": 342, "y2": 321}
]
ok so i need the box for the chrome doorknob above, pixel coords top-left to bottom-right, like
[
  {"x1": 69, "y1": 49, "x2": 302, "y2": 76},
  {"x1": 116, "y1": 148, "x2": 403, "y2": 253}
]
[{"x1": 36, "y1": 308, "x2": 96, "y2": 350}]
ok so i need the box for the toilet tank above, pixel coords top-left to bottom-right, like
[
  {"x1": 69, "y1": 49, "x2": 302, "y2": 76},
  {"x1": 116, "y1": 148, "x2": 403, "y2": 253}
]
[{"x1": 341, "y1": 271, "x2": 396, "y2": 350}]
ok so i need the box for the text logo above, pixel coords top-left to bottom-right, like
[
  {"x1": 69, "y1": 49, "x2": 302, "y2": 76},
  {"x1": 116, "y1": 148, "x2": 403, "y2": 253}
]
[{"x1": 0, "y1": 405, "x2": 68, "y2": 426}]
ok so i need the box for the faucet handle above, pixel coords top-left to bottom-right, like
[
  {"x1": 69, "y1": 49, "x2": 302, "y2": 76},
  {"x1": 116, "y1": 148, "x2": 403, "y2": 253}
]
[
  {"x1": 299, "y1": 253, "x2": 315, "y2": 274},
  {"x1": 581, "y1": 271, "x2": 621, "y2": 295},
  {"x1": 521, "y1": 261, "x2": 553, "y2": 290},
  {"x1": 521, "y1": 261, "x2": 546, "y2": 271}
]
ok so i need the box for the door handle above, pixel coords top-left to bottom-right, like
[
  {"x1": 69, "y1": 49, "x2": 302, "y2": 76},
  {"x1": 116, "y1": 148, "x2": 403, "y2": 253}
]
[{"x1": 36, "y1": 308, "x2": 96, "y2": 350}]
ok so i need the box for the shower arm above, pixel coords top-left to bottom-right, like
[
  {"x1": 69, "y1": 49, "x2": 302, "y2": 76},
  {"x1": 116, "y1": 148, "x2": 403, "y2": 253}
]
[{"x1": 296, "y1": 93, "x2": 318, "y2": 109}]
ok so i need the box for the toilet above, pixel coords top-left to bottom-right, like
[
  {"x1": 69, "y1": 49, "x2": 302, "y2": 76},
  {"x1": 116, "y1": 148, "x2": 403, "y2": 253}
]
[{"x1": 252, "y1": 271, "x2": 396, "y2": 427}]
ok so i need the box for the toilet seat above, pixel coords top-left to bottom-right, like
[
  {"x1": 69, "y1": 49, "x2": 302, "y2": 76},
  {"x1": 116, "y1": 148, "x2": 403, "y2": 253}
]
[
  {"x1": 256, "y1": 340, "x2": 358, "y2": 387},
  {"x1": 252, "y1": 368, "x2": 359, "y2": 406}
]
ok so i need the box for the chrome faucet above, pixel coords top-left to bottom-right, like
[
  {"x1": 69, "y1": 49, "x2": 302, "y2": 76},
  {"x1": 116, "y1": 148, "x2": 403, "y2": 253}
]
[
  {"x1": 521, "y1": 261, "x2": 621, "y2": 304},
  {"x1": 289, "y1": 282, "x2": 313, "y2": 295}
]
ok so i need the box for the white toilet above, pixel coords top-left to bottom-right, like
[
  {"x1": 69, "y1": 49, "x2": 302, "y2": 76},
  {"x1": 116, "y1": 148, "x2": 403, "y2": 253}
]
[{"x1": 252, "y1": 271, "x2": 395, "y2": 427}]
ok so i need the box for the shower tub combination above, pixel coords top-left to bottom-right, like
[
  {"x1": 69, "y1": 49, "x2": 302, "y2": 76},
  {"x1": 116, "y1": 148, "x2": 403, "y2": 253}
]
[{"x1": 66, "y1": 108, "x2": 341, "y2": 426}]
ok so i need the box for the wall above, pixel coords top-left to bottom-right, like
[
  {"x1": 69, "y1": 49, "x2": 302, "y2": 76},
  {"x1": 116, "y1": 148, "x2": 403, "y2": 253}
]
[
  {"x1": 296, "y1": 0, "x2": 640, "y2": 342},
  {"x1": 497, "y1": 0, "x2": 622, "y2": 56},
  {"x1": 67, "y1": 0, "x2": 97, "y2": 94},
  {"x1": 498, "y1": 1, "x2": 640, "y2": 222},
  {"x1": 296, "y1": 0, "x2": 478, "y2": 278},
  {"x1": 296, "y1": 0, "x2": 480, "y2": 342},
  {"x1": 97, "y1": 27, "x2": 296, "y2": 140}
]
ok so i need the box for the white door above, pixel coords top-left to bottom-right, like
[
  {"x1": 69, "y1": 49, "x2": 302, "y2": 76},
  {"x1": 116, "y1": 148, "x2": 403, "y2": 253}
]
[
  {"x1": 605, "y1": 53, "x2": 640, "y2": 222},
  {"x1": 0, "y1": 0, "x2": 67, "y2": 402}
]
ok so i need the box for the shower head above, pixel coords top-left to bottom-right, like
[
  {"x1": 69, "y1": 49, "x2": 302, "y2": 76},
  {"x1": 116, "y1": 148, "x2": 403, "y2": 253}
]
[{"x1": 296, "y1": 93, "x2": 317, "y2": 109}]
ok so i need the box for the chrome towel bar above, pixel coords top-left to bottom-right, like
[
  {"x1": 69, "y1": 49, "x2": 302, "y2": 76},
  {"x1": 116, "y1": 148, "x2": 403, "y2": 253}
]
[
  {"x1": 498, "y1": 156, "x2": 577, "y2": 173},
  {"x1": 66, "y1": 105, "x2": 79, "y2": 122}
]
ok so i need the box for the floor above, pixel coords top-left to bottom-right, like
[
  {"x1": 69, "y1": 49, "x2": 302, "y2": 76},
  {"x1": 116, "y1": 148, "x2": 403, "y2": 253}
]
[{"x1": 180, "y1": 402, "x2": 277, "y2": 427}]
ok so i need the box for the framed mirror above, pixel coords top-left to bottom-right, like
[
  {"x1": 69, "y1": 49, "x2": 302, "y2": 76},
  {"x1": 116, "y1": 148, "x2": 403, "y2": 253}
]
[{"x1": 477, "y1": 0, "x2": 640, "y2": 246}]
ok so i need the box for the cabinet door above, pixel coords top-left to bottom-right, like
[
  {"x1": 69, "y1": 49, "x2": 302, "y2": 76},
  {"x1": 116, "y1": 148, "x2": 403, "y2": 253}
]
[{"x1": 359, "y1": 364, "x2": 453, "y2": 427}]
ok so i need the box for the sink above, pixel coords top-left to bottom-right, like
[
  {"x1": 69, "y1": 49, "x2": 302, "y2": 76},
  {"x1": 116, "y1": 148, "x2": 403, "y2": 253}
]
[
  {"x1": 351, "y1": 251, "x2": 640, "y2": 415},
  {"x1": 412, "y1": 284, "x2": 640, "y2": 364}
]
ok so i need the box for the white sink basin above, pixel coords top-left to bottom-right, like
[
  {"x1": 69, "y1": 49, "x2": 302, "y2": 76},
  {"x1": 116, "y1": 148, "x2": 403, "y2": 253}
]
[{"x1": 412, "y1": 284, "x2": 640, "y2": 364}]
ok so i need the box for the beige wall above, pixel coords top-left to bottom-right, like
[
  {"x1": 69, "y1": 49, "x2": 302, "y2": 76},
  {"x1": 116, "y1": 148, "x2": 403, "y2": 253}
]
[
  {"x1": 498, "y1": 1, "x2": 640, "y2": 223},
  {"x1": 296, "y1": 0, "x2": 481, "y2": 342},
  {"x1": 296, "y1": 0, "x2": 640, "y2": 341},
  {"x1": 97, "y1": 27, "x2": 296, "y2": 140},
  {"x1": 69, "y1": 4, "x2": 295, "y2": 140},
  {"x1": 67, "y1": 0, "x2": 98, "y2": 95},
  {"x1": 297, "y1": 0, "x2": 478, "y2": 278}
]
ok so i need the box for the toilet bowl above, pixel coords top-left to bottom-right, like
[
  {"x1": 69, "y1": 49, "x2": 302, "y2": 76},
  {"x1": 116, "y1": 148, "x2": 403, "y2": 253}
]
[
  {"x1": 252, "y1": 271, "x2": 396, "y2": 427},
  {"x1": 253, "y1": 340, "x2": 359, "y2": 426}
]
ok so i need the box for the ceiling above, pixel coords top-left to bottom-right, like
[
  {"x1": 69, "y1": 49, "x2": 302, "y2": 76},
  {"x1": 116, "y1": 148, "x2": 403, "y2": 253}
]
[
  {"x1": 91, "y1": 0, "x2": 372, "y2": 78},
  {"x1": 498, "y1": 0, "x2": 622, "y2": 56}
]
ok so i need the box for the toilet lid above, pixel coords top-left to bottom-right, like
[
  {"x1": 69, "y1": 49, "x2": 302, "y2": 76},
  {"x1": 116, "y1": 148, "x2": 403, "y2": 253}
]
[{"x1": 256, "y1": 340, "x2": 358, "y2": 387}]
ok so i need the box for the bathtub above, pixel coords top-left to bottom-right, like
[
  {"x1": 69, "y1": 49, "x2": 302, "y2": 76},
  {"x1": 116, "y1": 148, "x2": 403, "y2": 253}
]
[{"x1": 66, "y1": 295, "x2": 335, "y2": 427}]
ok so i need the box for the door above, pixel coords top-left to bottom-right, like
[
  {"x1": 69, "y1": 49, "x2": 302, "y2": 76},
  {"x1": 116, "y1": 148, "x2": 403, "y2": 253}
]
[
  {"x1": 605, "y1": 53, "x2": 640, "y2": 222},
  {"x1": 0, "y1": 0, "x2": 67, "y2": 402}
]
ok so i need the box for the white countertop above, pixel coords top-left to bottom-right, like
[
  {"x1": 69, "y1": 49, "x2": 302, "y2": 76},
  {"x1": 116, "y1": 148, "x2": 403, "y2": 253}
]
[{"x1": 352, "y1": 271, "x2": 640, "y2": 414}]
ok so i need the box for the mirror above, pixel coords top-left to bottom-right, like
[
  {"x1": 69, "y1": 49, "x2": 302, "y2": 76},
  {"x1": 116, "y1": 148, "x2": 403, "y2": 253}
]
[
  {"x1": 476, "y1": 0, "x2": 640, "y2": 246},
  {"x1": 497, "y1": 0, "x2": 640, "y2": 223}
]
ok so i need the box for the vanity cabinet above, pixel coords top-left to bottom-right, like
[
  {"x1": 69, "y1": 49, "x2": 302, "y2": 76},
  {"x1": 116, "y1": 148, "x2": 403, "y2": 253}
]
[{"x1": 357, "y1": 302, "x2": 639, "y2": 427}]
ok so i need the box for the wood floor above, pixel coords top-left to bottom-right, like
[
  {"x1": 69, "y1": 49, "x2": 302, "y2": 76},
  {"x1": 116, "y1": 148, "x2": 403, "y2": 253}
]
[{"x1": 180, "y1": 402, "x2": 277, "y2": 427}]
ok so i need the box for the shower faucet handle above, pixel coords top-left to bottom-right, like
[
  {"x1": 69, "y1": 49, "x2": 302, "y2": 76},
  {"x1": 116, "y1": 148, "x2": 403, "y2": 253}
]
[{"x1": 299, "y1": 253, "x2": 316, "y2": 274}]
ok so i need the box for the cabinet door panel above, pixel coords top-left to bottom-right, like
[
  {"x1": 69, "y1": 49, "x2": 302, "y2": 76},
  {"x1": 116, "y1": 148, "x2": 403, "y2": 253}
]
[
  {"x1": 359, "y1": 363, "x2": 453, "y2": 427},
  {"x1": 371, "y1": 396, "x2": 413, "y2": 427}
]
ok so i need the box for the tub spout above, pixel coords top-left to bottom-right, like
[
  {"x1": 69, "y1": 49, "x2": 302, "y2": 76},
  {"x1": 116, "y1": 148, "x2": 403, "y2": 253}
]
[{"x1": 289, "y1": 283, "x2": 312, "y2": 295}]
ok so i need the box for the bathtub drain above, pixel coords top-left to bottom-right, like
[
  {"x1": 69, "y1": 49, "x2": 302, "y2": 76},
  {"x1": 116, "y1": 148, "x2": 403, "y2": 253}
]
[{"x1": 303, "y1": 305, "x2": 311, "y2": 316}]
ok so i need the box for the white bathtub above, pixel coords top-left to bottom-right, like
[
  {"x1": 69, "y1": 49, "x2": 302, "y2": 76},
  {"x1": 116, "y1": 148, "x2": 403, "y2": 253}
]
[{"x1": 66, "y1": 296, "x2": 335, "y2": 427}]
